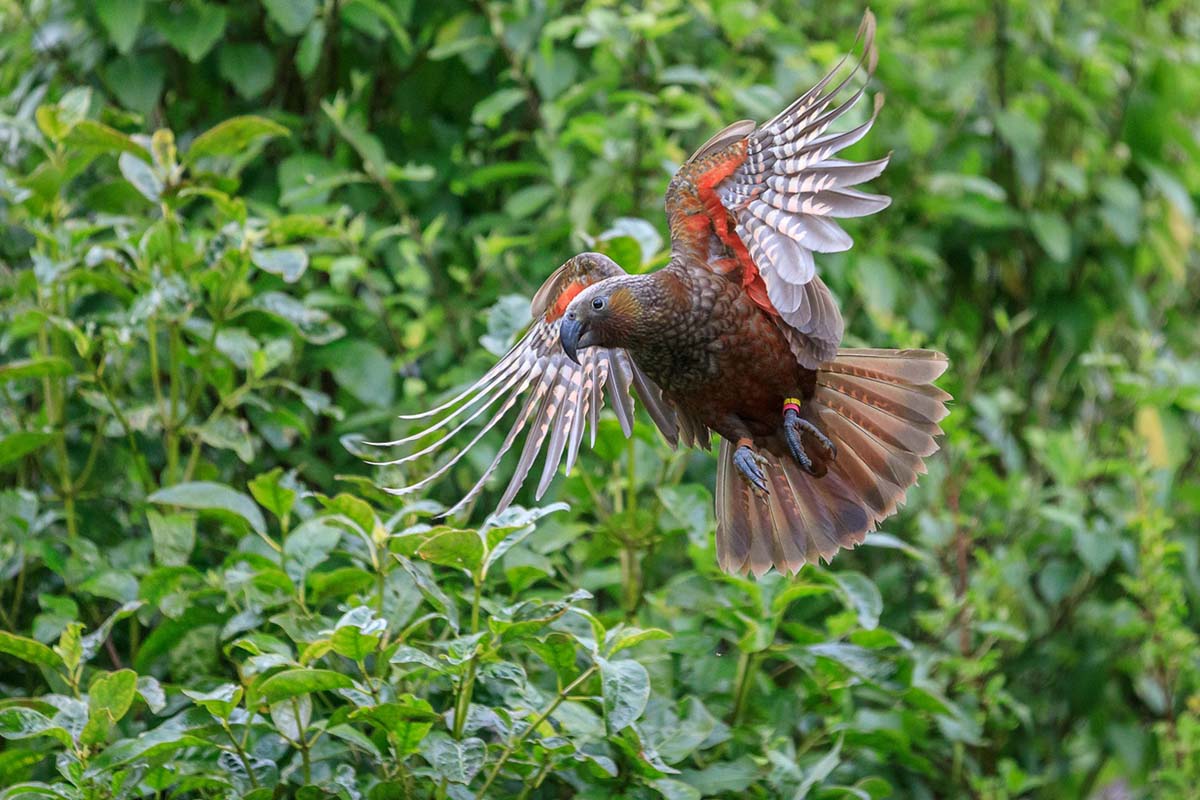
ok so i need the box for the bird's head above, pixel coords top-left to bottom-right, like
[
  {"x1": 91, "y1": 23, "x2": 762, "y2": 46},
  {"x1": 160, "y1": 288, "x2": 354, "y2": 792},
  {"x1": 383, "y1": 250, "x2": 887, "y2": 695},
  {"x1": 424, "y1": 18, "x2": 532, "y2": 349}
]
[{"x1": 559, "y1": 276, "x2": 646, "y2": 364}]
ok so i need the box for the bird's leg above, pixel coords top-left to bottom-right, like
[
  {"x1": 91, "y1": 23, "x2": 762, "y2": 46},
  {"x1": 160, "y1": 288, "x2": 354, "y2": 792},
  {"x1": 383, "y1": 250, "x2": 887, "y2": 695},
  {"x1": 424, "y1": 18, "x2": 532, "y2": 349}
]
[
  {"x1": 732, "y1": 437, "x2": 770, "y2": 496},
  {"x1": 783, "y1": 397, "x2": 836, "y2": 476}
]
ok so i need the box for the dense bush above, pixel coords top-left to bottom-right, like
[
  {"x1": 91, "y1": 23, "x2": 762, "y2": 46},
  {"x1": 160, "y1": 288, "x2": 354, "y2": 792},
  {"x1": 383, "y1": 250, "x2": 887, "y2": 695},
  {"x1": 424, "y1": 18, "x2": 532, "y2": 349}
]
[{"x1": 0, "y1": 1, "x2": 1198, "y2": 797}]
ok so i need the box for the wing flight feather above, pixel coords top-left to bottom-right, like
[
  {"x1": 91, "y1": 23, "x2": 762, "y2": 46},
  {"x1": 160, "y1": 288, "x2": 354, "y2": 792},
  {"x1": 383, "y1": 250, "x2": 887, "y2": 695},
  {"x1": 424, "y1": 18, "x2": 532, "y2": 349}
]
[
  {"x1": 667, "y1": 11, "x2": 891, "y2": 368},
  {"x1": 380, "y1": 254, "x2": 676, "y2": 517}
]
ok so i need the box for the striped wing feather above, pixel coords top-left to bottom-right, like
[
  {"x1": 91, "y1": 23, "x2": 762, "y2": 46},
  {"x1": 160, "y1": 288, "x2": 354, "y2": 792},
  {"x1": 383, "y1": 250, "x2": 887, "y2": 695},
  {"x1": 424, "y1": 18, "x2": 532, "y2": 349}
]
[
  {"x1": 672, "y1": 11, "x2": 891, "y2": 368},
  {"x1": 377, "y1": 256, "x2": 676, "y2": 517}
]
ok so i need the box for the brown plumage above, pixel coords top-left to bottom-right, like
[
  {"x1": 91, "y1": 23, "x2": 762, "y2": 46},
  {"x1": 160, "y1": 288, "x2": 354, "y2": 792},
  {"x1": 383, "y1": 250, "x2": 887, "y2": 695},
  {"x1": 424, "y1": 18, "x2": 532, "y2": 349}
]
[{"x1": 378, "y1": 12, "x2": 951, "y2": 577}]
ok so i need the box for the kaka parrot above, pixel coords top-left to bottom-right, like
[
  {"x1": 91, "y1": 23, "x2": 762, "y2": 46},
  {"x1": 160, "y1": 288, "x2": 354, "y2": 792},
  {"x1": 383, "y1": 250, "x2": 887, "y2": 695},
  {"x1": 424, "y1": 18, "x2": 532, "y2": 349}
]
[{"x1": 380, "y1": 12, "x2": 951, "y2": 576}]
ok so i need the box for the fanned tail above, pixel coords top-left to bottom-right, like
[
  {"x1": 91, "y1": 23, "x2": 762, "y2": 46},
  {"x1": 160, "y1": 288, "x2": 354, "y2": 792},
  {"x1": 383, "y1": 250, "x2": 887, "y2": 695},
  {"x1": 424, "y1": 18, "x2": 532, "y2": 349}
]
[{"x1": 716, "y1": 348, "x2": 950, "y2": 577}]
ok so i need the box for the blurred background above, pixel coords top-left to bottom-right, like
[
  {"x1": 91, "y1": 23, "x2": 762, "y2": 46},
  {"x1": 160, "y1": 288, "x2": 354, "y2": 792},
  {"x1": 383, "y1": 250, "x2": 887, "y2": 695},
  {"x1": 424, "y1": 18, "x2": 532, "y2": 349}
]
[{"x1": 1, "y1": 1, "x2": 1198, "y2": 797}]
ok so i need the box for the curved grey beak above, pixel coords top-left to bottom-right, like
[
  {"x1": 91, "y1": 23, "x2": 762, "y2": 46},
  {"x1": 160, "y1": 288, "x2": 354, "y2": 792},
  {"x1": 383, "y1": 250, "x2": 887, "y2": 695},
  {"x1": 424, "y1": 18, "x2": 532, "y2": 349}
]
[{"x1": 559, "y1": 315, "x2": 585, "y2": 365}]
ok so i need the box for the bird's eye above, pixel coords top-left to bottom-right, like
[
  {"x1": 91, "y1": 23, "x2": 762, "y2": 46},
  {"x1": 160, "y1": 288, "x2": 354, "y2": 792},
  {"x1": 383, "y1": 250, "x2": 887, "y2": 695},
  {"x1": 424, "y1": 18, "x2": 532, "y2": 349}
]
[{"x1": 591, "y1": 297, "x2": 606, "y2": 311}]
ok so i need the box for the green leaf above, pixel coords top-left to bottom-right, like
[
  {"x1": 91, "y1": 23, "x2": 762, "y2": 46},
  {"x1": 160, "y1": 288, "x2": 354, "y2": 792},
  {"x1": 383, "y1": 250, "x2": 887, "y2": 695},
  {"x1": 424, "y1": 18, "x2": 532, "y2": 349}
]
[
  {"x1": 321, "y1": 100, "x2": 389, "y2": 177},
  {"x1": 604, "y1": 625, "x2": 671, "y2": 657},
  {"x1": 416, "y1": 527, "x2": 483, "y2": 572},
  {"x1": 296, "y1": 22, "x2": 325, "y2": 76},
  {"x1": 82, "y1": 669, "x2": 138, "y2": 746},
  {"x1": 0, "y1": 432, "x2": 55, "y2": 469},
  {"x1": 148, "y1": 482, "x2": 266, "y2": 536},
  {"x1": 321, "y1": 339, "x2": 394, "y2": 407},
  {"x1": 79, "y1": 571, "x2": 138, "y2": 603},
  {"x1": 186, "y1": 116, "x2": 289, "y2": 164},
  {"x1": 257, "y1": 668, "x2": 356, "y2": 703},
  {"x1": 652, "y1": 779, "x2": 701, "y2": 800},
  {"x1": 252, "y1": 247, "x2": 309, "y2": 283},
  {"x1": 420, "y1": 732, "x2": 486, "y2": 784},
  {"x1": 182, "y1": 684, "x2": 243, "y2": 721},
  {"x1": 832, "y1": 571, "x2": 883, "y2": 631},
  {"x1": 269, "y1": 694, "x2": 311, "y2": 741},
  {"x1": 0, "y1": 357, "x2": 71, "y2": 383},
  {"x1": 218, "y1": 43, "x2": 275, "y2": 99},
  {"x1": 343, "y1": 0, "x2": 412, "y2": 48},
  {"x1": 1030, "y1": 210, "x2": 1071, "y2": 262},
  {"x1": 262, "y1": 0, "x2": 318, "y2": 35},
  {"x1": 249, "y1": 468, "x2": 297, "y2": 523},
  {"x1": 656, "y1": 484, "x2": 713, "y2": 547},
  {"x1": 794, "y1": 735, "x2": 844, "y2": 799},
  {"x1": 601, "y1": 217, "x2": 663, "y2": 267},
  {"x1": 598, "y1": 657, "x2": 649, "y2": 733},
  {"x1": 55, "y1": 623, "x2": 83, "y2": 675},
  {"x1": 389, "y1": 645, "x2": 445, "y2": 673},
  {"x1": 0, "y1": 631, "x2": 62, "y2": 669},
  {"x1": 102, "y1": 52, "x2": 165, "y2": 114},
  {"x1": 678, "y1": 756, "x2": 759, "y2": 794},
  {"x1": 480, "y1": 294, "x2": 532, "y2": 356},
  {"x1": 283, "y1": 518, "x2": 343, "y2": 583},
  {"x1": 96, "y1": 0, "x2": 145, "y2": 53},
  {"x1": 192, "y1": 416, "x2": 256, "y2": 463},
  {"x1": 137, "y1": 676, "x2": 166, "y2": 713},
  {"x1": 471, "y1": 87, "x2": 526, "y2": 127},
  {"x1": 651, "y1": 697, "x2": 717, "y2": 764},
  {"x1": 350, "y1": 695, "x2": 436, "y2": 755},
  {"x1": 81, "y1": 602, "x2": 143, "y2": 662},
  {"x1": 35, "y1": 105, "x2": 74, "y2": 144},
  {"x1": 0, "y1": 708, "x2": 73, "y2": 747},
  {"x1": 66, "y1": 120, "x2": 151, "y2": 161},
  {"x1": 247, "y1": 292, "x2": 346, "y2": 344},
  {"x1": 88, "y1": 725, "x2": 209, "y2": 770},
  {"x1": 147, "y1": 510, "x2": 196, "y2": 567},
  {"x1": 329, "y1": 606, "x2": 386, "y2": 661},
  {"x1": 118, "y1": 151, "x2": 162, "y2": 201},
  {"x1": 528, "y1": 634, "x2": 577, "y2": 681},
  {"x1": 157, "y1": 2, "x2": 227, "y2": 62},
  {"x1": 319, "y1": 493, "x2": 377, "y2": 536}
]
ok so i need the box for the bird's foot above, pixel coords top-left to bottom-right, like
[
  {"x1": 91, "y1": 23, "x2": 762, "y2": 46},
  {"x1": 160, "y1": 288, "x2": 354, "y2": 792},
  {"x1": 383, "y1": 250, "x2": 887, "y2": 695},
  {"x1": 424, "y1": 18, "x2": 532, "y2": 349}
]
[
  {"x1": 783, "y1": 398, "x2": 835, "y2": 476},
  {"x1": 733, "y1": 438, "x2": 769, "y2": 496}
]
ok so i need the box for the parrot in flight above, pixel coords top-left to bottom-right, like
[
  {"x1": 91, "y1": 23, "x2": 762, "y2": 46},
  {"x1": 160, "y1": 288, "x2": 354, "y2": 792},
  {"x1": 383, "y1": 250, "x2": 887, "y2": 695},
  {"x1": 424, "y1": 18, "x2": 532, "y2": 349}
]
[{"x1": 379, "y1": 11, "x2": 950, "y2": 577}]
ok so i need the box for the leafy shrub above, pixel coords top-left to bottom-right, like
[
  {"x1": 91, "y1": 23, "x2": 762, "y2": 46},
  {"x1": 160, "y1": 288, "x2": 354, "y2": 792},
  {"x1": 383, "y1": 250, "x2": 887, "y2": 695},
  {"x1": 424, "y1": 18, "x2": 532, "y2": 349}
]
[{"x1": 1, "y1": 1, "x2": 1198, "y2": 798}]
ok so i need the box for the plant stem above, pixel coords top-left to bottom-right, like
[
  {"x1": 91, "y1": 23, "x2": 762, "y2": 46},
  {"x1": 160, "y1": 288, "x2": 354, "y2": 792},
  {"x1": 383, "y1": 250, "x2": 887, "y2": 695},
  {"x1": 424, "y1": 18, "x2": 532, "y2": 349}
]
[
  {"x1": 626, "y1": 435, "x2": 637, "y2": 517},
  {"x1": 729, "y1": 651, "x2": 757, "y2": 726},
  {"x1": 357, "y1": 660, "x2": 381, "y2": 705},
  {"x1": 515, "y1": 757, "x2": 551, "y2": 800},
  {"x1": 95, "y1": 367, "x2": 155, "y2": 492},
  {"x1": 165, "y1": 324, "x2": 183, "y2": 481},
  {"x1": 71, "y1": 419, "x2": 104, "y2": 492},
  {"x1": 620, "y1": 436, "x2": 642, "y2": 616},
  {"x1": 39, "y1": 315, "x2": 77, "y2": 536},
  {"x1": 148, "y1": 318, "x2": 166, "y2": 427},
  {"x1": 9, "y1": 559, "x2": 26, "y2": 629},
  {"x1": 474, "y1": 664, "x2": 597, "y2": 799},
  {"x1": 619, "y1": 544, "x2": 640, "y2": 618},
  {"x1": 292, "y1": 697, "x2": 312, "y2": 783},
  {"x1": 453, "y1": 576, "x2": 484, "y2": 739},
  {"x1": 221, "y1": 720, "x2": 259, "y2": 788}
]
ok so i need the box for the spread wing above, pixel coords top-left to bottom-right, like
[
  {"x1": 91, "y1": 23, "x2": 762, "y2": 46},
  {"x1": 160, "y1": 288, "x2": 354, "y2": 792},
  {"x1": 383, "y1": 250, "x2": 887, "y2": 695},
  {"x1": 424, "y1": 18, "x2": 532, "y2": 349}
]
[
  {"x1": 375, "y1": 253, "x2": 678, "y2": 517},
  {"x1": 664, "y1": 11, "x2": 889, "y2": 368}
]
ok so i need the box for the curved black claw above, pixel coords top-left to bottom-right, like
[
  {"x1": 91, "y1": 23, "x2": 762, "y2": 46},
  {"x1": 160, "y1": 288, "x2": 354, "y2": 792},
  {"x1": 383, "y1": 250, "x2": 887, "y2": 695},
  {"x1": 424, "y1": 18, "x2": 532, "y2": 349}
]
[
  {"x1": 733, "y1": 445, "x2": 769, "y2": 495},
  {"x1": 784, "y1": 408, "x2": 836, "y2": 475}
]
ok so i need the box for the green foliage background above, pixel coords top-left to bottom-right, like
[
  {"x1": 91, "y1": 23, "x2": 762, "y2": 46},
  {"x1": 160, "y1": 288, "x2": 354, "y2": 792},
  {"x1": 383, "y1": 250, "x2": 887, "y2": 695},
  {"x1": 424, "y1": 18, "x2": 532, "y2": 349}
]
[{"x1": 1, "y1": 0, "x2": 1198, "y2": 797}]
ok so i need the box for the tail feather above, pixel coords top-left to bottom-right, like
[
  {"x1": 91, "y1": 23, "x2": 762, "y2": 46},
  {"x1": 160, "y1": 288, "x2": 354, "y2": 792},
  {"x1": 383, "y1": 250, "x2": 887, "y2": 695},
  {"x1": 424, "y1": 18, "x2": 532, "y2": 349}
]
[{"x1": 715, "y1": 348, "x2": 950, "y2": 577}]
